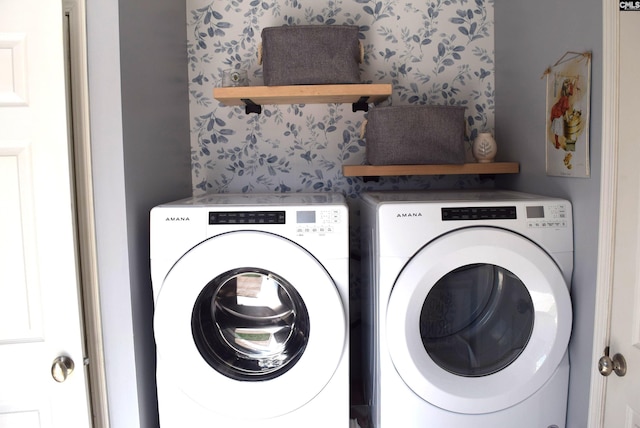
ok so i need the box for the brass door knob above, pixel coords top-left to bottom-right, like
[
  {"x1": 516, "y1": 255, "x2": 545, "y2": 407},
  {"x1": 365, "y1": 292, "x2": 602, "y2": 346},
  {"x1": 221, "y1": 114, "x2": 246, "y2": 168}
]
[
  {"x1": 51, "y1": 356, "x2": 75, "y2": 383},
  {"x1": 598, "y1": 347, "x2": 627, "y2": 377}
]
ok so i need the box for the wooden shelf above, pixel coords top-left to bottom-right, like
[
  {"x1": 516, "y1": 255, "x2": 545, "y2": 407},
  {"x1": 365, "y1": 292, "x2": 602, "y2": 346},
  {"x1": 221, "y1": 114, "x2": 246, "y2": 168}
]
[
  {"x1": 342, "y1": 162, "x2": 520, "y2": 177},
  {"x1": 213, "y1": 83, "x2": 392, "y2": 114}
]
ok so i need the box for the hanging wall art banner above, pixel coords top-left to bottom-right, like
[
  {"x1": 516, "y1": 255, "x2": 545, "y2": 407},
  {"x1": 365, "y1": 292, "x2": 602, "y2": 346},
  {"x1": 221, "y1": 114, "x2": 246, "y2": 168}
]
[{"x1": 544, "y1": 51, "x2": 591, "y2": 177}]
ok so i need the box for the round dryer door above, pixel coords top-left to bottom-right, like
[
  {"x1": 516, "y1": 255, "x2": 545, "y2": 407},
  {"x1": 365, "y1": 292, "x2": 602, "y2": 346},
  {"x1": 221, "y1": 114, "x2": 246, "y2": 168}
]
[
  {"x1": 154, "y1": 230, "x2": 347, "y2": 419},
  {"x1": 386, "y1": 227, "x2": 572, "y2": 414}
]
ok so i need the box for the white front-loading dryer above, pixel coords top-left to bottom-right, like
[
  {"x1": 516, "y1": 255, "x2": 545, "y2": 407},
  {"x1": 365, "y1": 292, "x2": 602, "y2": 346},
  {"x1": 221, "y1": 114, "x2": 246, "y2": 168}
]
[
  {"x1": 360, "y1": 190, "x2": 573, "y2": 428},
  {"x1": 150, "y1": 193, "x2": 349, "y2": 427}
]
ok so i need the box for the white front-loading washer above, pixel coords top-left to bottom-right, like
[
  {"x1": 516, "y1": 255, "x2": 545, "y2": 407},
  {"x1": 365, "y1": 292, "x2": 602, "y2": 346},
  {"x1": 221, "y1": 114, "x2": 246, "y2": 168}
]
[
  {"x1": 150, "y1": 192, "x2": 349, "y2": 427},
  {"x1": 360, "y1": 190, "x2": 573, "y2": 428}
]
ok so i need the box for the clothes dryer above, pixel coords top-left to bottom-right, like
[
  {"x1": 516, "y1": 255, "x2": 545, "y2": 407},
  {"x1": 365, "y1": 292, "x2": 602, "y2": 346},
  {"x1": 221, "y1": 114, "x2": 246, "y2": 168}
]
[
  {"x1": 151, "y1": 193, "x2": 349, "y2": 427},
  {"x1": 360, "y1": 190, "x2": 573, "y2": 428}
]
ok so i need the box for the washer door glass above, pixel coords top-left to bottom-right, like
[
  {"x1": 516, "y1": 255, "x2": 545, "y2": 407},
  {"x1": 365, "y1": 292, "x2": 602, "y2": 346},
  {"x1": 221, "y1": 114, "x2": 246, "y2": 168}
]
[
  {"x1": 192, "y1": 268, "x2": 310, "y2": 381},
  {"x1": 154, "y1": 230, "x2": 346, "y2": 419},
  {"x1": 420, "y1": 264, "x2": 534, "y2": 377}
]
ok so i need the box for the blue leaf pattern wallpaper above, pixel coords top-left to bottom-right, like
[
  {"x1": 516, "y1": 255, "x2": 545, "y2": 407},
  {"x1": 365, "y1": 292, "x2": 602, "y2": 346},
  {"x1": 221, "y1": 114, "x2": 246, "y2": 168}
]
[
  {"x1": 186, "y1": 0, "x2": 495, "y2": 198},
  {"x1": 185, "y1": 1, "x2": 496, "y2": 399}
]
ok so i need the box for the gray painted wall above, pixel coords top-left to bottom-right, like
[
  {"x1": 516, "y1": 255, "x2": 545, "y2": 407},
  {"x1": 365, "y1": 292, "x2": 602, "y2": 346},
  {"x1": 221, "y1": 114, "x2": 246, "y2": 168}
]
[
  {"x1": 87, "y1": 0, "x2": 191, "y2": 425},
  {"x1": 494, "y1": 1, "x2": 601, "y2": 427}
]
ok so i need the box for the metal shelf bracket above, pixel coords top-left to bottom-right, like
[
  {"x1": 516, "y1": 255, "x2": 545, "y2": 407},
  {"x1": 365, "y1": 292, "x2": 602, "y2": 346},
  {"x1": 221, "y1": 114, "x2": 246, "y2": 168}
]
[
  {"x1": 241, "y1": 98, "x2": 262, "y2": 115},
  {"x1": 352, "y1": 96, "x2": 370, "y2": 112}
]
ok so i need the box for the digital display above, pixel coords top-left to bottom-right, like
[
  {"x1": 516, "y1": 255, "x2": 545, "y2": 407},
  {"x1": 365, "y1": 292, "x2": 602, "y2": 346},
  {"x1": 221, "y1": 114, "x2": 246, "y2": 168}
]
[
  {"x1": 526, "y1": 206, "x2": 545, "y2": 219},
  {"x1": 296, "y1": 211, "x2": 316, "y2": 224}
]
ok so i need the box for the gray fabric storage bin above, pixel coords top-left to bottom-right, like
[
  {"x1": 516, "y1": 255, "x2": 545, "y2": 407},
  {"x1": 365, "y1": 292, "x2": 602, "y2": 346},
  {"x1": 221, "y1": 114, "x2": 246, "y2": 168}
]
[
  {"x1": 261, "y1": 25, "x2": 361, "y2": 86},
  {"x1": 364, "y1": 105, "x2": 466, "y2": 165}
]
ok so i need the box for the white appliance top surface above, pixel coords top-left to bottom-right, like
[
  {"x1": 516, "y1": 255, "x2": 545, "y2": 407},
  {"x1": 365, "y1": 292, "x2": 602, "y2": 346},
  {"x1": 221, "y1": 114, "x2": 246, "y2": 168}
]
[
  {"x1": 363, "y1": 188, "x2": 573, "y2": 257},
  {"x1": 150, "y1": 192, "x2": 349, "y2": 266},
  {"x1": 159, "y1": 192, "x2": 346, "y2": 208},
  {"x1": 362, "y1": 189, "x2": 565, "y2": 204}
]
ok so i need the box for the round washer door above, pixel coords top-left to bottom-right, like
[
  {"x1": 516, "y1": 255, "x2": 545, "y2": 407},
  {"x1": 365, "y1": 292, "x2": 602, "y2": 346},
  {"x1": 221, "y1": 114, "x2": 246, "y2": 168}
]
[
  {"x1": 154, "y1": 230, "x2": 347, "y2": 419},
  {"x1": 386, "y1": 227, "x2": 572, "y2": 414}
]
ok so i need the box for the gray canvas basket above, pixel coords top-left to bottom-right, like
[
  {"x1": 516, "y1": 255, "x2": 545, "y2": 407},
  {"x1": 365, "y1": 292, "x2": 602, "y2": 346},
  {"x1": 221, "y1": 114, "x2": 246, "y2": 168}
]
[
  {"x1": 364, "y1": 105, "x2": 466, "y2": 165},
  {"x1": 261, "y1": 25, "x2": 361, "y2": 86}
]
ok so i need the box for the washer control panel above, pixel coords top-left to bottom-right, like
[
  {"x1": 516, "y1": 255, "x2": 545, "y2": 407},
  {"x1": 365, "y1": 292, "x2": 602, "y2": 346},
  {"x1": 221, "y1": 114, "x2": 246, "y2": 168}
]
[
  {"x1": 296, "y1": 208, "x2": 342, "y2": 235},
  {"x1": 209, "y1": 210, "x2": 285, "y2": 225},
  {"x1": 207, "y1": 208, "x2": 343, "y2": 235}
]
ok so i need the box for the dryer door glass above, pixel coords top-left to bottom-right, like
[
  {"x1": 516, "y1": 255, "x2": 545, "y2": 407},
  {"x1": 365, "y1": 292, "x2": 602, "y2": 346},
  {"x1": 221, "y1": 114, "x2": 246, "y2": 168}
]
[
  {"x1": 386, "y1": 227, "x2": 572, "y2": 414},
  {"x1": 419, "y1": 263, "x2": 534, "y2": 377},
  {"x1": 192, "y1": 268, "x2": 310, "y2": 381}
]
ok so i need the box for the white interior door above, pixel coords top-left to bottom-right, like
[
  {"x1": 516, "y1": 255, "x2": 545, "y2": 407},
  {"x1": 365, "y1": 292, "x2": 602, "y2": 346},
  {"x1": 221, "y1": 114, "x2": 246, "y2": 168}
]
[
  {"x1": 602, "y1": 11, "x2": 640, "y2": 427},
  {"x1": 0, "y1": 0, "x2": 91, "y2": 426}
]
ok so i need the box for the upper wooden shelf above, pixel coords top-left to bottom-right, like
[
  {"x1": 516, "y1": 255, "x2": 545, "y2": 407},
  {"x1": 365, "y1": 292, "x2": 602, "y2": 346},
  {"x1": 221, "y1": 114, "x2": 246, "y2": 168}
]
[
  {"x1": 213, "y1": 83, "x2": 392, "y2": 114},
  {"x1": 342, "y1": 162, "x2": 520, "y2": 177}
]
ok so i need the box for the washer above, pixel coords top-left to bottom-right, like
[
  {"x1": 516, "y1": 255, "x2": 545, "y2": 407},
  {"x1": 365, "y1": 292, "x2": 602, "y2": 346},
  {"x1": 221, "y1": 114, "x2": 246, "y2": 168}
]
[
  {"x1": 150, "y1": 193, "x2": 349, "y2": 427},
  {"x1": 360, "y1": 190, "x2": 573, "y2": 428}
]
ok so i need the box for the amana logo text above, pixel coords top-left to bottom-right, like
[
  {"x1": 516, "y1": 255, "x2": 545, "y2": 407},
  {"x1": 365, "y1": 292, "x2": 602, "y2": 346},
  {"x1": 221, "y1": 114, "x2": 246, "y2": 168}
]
[
  {"x1": 396, "y1": 212, "x2": 423, "y2": 218},
  {"x1": 165, "y1": 217, "x2": 190, "y2": 222}
]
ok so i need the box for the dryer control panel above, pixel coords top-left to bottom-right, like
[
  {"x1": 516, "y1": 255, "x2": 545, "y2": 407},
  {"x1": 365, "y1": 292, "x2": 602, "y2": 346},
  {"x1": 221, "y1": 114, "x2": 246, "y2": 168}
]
[
  {"x1": 441, "y1": 206, "x2": 516, "y2": 220},
  {"x1": 525, "y1": 203, "x2": 570, "y2": 229},
  {"x1": 441, "y1": 203, "x2": 570, "y2": 229}
]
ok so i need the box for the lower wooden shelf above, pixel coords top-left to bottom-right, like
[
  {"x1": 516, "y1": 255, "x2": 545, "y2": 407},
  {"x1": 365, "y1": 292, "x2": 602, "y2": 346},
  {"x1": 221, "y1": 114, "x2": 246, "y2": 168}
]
[{"x1": 342, "y1": 162, "x2": 520, "y2": 177}]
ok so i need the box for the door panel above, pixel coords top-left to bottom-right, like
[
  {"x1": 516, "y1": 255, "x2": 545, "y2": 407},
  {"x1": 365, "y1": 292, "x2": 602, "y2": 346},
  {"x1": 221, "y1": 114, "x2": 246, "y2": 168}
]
[
  {"x1": 0, "y1": 1, "x2": 91, "y2": 426},
  {"x1": 603, "y1": 11, "x2": 640, "y2": 427},
  {"x1": 0, "y1": 412, "x2": 41, "y2": 428},
  {"x1": 0, "y1": 142, "x2": 42, "y2": 341}
]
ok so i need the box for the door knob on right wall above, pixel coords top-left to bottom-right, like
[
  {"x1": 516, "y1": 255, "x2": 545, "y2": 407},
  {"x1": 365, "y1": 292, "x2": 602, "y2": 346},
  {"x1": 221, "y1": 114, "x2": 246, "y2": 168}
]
[{"x1": 598, "y1": 346, "x2": 627, "y2": 377}]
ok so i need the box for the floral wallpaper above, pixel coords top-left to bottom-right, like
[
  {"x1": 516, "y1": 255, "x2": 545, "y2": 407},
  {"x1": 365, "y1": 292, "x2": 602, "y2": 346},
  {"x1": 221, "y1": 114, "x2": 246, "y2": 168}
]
[
  {"x1": 185, "y1": 1, "x2": 496, "y2": 394},
  {"x1": 186, "y1": 0, "x2": 495, "y2": 198}
]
